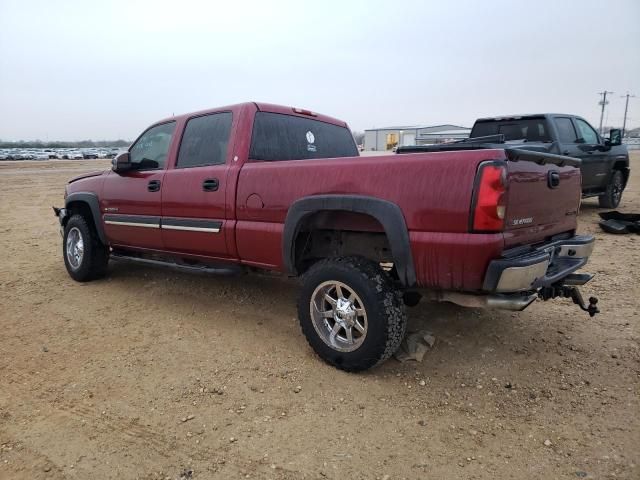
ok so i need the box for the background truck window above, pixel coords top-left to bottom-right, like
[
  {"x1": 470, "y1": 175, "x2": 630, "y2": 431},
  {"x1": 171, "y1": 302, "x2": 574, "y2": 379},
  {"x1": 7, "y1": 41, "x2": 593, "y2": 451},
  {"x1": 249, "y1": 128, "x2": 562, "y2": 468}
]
[
  {"x1": 555, "y1": 117, "x2": 578, "y2": 143},
  {"x1": 176, "y1": 112, "x2": 233, "y2": 168},
  {"x1": 129, "y1": 122, "x2": 176, "y2": 169},
  {"x1": 575, "y1": 118, "x2": 599, "y2": 144},
  {"x1": 249, "y1": 112, "x2": 358, "y2": 161},
  {"x1": 472, "y1": 118, "x2": 551, "y2": 142}
]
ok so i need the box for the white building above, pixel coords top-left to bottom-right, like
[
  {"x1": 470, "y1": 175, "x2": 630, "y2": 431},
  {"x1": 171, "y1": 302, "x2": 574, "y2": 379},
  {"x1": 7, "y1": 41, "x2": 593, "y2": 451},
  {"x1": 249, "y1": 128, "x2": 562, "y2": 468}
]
[{"x1": 363, "y1": 124, "x2": 471, "y2": 151}]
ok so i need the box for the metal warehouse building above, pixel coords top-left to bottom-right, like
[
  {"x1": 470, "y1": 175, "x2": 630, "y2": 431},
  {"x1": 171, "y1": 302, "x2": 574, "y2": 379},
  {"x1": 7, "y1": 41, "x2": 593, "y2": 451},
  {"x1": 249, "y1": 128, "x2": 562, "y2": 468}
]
[{"x1": 363, "y1": 124, "x2": 470, "y2": 151}]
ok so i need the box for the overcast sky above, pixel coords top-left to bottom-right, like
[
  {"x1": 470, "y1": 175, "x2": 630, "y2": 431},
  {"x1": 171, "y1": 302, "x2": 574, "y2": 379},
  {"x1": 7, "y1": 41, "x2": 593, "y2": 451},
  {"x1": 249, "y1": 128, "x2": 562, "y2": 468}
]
[{"x1": 1, "y1": 0, "x2": 639, "y2": 141}]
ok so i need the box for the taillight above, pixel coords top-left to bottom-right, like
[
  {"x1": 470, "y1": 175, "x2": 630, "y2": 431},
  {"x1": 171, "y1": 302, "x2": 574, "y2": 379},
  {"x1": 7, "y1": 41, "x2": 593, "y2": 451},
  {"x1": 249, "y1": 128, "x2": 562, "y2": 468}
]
[{"x1": 471, "y1": 163, "x2": 507, "y2": 232}]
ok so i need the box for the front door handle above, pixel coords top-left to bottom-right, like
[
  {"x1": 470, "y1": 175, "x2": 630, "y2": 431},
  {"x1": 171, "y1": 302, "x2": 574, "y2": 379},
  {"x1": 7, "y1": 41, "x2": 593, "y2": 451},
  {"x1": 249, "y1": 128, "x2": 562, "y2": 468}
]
[
  {"x1": 148, "y1": 180, "x2": 161, "y2": 192},
  {"x1": 203, "y1": 178, "x2": 219, "y2": 192},
  {"x1": 562, "y1": 150, "x2": 570, "y2": 156}
]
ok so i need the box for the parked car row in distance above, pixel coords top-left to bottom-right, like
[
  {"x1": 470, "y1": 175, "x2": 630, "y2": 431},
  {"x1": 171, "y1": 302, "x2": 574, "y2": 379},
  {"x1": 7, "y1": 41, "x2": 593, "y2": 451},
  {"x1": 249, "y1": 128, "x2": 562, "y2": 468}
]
[{"x1": 0, "y1": 147, "x2": 123, "y2": 161}]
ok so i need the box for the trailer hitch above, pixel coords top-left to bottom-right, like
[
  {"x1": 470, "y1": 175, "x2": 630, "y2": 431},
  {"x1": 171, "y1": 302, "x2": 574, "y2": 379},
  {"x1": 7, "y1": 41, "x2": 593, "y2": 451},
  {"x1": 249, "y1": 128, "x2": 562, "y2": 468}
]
[{"x1": 539, "y1": 285, "x2": 599, "y2": 317}]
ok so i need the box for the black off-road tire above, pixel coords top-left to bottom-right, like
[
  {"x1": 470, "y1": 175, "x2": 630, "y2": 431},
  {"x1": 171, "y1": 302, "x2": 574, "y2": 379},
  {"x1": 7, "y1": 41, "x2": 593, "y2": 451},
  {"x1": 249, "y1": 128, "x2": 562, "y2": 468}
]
[
  {"x1": 599, "y1": 170, "x2": 625, "y2": 208},
  {"x1": 298, "y1": 256, "x2": 407, "y2": 372},
  {"x1": 63, "y1": 214, "x2": 109, "y2": 282}
]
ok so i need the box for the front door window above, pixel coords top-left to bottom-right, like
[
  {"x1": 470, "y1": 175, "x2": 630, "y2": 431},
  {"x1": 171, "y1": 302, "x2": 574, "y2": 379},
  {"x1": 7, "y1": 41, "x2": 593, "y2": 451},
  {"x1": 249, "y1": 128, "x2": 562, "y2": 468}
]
[{"x1": 130, "y1": 122, "x2": 176, "y2": 170}]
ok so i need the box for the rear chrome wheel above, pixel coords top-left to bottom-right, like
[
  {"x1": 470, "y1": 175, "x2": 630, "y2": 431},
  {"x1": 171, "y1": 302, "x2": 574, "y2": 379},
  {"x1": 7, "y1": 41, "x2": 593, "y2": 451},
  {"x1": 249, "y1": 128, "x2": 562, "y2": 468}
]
[{"x1": 310, "y1": 280, "x2": 368, "y2": 352}]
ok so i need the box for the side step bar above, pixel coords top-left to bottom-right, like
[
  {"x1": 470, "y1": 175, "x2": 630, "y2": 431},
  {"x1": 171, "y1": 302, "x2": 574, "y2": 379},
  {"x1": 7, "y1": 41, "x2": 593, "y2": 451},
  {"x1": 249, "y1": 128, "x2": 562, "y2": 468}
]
[{"x1": 110, "y1": 253, "x2": 244, "y2": 276}]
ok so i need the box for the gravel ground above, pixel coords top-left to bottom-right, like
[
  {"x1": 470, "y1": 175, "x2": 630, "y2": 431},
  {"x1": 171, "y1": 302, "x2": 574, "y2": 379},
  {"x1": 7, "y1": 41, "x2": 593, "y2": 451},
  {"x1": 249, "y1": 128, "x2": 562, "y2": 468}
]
[{"x1": 0, "y1": 155, "x2": 638, "y2": 479}]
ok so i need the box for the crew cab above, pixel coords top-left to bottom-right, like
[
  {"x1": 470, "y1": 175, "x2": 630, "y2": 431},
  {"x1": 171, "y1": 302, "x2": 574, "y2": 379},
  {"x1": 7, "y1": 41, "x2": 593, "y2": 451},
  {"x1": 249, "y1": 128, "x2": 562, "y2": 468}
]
[
  {"x1": 398, "y1": 114, "x2": 630, "y2": 208},
  {"x1": 54, "y1": 102, "x2": 598, "y2": 371}
]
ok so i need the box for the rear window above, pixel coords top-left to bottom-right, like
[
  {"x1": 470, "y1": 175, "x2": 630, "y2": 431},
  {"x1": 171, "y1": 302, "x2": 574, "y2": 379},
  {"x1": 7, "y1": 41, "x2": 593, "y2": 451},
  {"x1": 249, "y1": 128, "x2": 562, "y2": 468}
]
[
  {"x1": 249, "y1": 112, "x2": 358, "y2": 161},
  {"x1": 471, "y1": 118, "x2": 551, "y2": 142}
]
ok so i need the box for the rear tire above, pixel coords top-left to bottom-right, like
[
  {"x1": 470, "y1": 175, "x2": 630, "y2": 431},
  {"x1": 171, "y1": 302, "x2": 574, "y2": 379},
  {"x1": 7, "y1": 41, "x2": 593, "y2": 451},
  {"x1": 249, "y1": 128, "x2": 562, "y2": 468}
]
[
  {"x1": 63, "y1": 214, "x2": 109, "y2": 281},
  {"x1": 598, "y1": 170, "x2": 624, "y2": 208},
  {"x1": 298, "y1": 257, "x2": 407, "y2": 372}
]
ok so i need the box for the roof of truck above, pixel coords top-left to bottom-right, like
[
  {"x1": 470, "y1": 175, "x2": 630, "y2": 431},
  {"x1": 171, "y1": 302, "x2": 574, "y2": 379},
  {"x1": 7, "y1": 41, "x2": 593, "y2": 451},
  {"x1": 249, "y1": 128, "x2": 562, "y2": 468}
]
[
  {"x1": 474, "y1": 113, "x2": 577, "y2": 122},
  {"x1": 154, "y1": 102, "x2": 348, "y2": 128}
]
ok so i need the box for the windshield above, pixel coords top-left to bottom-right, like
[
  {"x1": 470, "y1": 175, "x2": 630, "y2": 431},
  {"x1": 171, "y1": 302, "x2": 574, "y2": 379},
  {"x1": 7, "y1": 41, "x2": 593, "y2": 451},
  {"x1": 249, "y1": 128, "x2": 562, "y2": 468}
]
[{"x1": 471, "y1": 118, "x2": 551, "y2": 142}]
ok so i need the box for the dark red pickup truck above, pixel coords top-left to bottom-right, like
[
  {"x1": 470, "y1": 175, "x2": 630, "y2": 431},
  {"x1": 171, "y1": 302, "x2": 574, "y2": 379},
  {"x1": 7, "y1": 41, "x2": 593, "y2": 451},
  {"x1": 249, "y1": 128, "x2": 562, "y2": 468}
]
[{"x1": 54, "y1": 102, "x2": 598, "y2": 371}]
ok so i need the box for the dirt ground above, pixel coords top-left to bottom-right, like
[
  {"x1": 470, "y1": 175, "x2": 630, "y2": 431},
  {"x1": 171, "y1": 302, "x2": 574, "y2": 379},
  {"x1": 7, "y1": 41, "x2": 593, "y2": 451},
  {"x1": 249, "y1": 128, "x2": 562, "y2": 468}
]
[{"x1": 1, "y1": 154, "x2": 638, "y2": 480}]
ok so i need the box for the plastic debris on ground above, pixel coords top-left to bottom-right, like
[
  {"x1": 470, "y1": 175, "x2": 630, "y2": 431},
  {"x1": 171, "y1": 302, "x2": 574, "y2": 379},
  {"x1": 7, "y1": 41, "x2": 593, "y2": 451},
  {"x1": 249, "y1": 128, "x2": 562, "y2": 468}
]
[
  {"x1": 394, "y1": 330, "x2": 436, "y2": 362},
  {"x1": 599, "y1": 211, "x2": 640, "y2": 234}
]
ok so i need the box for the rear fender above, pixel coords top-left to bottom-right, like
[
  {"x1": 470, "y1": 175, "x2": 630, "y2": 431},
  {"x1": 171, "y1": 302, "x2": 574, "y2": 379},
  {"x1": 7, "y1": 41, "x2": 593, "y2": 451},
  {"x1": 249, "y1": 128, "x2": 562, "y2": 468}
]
[{"x1": 282, "y1": 195, "x2": 416, "y2": 286}]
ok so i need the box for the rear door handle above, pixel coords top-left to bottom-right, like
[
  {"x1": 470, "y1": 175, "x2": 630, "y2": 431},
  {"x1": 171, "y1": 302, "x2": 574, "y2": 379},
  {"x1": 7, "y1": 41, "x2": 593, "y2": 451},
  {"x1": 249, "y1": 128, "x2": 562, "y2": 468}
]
[
  {"x1": 148, "y1": 180, "x2": 161, "y2": 192},
  {"x1": 203, "y1": 178, "x2": 219, "y2": 192}
]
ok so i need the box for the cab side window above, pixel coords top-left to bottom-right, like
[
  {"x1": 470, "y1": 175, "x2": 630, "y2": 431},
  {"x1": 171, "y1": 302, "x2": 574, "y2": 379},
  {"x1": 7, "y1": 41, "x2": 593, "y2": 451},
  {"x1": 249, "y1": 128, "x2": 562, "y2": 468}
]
[
  {"x1": 555, "y1": 117, "x2": 578, "y2": 143},
  {"x1": 177, "y1": 112, "x2": 233, "y2": 168},
  {"x1": 575, "y1": 119, "x2": 599, "y2": 145},
  {"x1": 130, "y1": 122, "x2": 176, "y2": 170}
]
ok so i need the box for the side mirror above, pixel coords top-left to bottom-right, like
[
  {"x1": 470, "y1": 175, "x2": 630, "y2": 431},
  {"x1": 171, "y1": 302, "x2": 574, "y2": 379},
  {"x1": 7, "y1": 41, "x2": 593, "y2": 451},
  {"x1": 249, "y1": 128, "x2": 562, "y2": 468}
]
[
  {"x1": 112, "y1": 152, "x2": 133, "y2": 173},
  {"x1": 607, "y1": 129, "x2": 622, "y2": 147}
]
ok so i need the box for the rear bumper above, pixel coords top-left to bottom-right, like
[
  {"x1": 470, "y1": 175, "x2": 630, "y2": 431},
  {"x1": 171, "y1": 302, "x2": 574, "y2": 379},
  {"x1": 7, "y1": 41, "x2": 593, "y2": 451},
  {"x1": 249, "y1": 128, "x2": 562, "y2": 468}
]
[{"x1": 483, "y1": 235, "x2": 595, "y2": 293}]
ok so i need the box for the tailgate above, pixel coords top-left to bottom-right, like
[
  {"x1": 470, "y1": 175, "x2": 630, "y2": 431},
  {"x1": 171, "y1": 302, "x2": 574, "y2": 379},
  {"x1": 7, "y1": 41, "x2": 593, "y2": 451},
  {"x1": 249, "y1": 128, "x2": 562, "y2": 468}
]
[{"x1": 503, "y1": 149, "x2": 582, "y2": 248}]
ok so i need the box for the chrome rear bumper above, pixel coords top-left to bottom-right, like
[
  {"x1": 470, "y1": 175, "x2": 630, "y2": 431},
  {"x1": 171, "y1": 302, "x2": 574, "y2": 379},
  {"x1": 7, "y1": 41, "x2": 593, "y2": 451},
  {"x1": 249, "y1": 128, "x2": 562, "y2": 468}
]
[{"x1": 484, "y1": 235, "x2": 595, "y2": 293}]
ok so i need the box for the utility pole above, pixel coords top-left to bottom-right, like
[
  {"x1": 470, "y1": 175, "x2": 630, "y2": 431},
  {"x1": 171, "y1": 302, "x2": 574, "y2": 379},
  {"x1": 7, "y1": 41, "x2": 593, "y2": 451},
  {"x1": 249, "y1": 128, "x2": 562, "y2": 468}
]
[
  {"x1": 598, "y1": 90, "x2": 614, "y2": 135},
  {"x1": 621, "y1": 92, "x2": 636, "y2": 138}
]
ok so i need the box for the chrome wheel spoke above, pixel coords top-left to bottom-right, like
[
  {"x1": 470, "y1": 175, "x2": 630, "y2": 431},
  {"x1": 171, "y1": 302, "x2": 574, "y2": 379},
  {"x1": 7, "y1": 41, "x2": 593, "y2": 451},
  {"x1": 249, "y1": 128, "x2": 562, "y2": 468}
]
[
  {"x1": 335, "y1": 284, "x2": 344, "y2": 299},
  {"x1": 345, "y1": 326, "x2": 354, "y2": 344},
  {"x1": 324, "y1": 293, "x2": 337, "y2": 307},
  {"x1": 329, "y1": 322, "x2": 341, "y2": 344},
  {"x1": 354, "y1": 320, "x2": 365, "y2": 334}
]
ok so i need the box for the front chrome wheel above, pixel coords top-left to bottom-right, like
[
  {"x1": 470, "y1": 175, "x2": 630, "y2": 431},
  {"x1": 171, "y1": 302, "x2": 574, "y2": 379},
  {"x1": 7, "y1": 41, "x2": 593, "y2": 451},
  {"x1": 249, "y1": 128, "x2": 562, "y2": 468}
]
[
  {"x1": 65, "y1": 226, "x2": 84, "y2": 270},
  {"x1": 310, "y1": 280, "x2": 368, "y2": 352}
]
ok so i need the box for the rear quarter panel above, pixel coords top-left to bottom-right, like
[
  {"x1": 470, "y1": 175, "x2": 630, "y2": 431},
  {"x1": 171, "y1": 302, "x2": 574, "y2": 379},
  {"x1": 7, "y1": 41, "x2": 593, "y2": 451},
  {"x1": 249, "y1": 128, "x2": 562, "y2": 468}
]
[{"x1": 235, "y1": 149, "x2": 506, "y2": 274}]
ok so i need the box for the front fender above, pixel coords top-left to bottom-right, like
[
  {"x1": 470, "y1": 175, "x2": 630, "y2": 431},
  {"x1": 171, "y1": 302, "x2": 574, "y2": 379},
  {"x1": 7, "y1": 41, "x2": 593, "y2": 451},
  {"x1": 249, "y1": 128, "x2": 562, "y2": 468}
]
[{"x1": 64, "y1": 192, "x2": 106, "y2": 244}]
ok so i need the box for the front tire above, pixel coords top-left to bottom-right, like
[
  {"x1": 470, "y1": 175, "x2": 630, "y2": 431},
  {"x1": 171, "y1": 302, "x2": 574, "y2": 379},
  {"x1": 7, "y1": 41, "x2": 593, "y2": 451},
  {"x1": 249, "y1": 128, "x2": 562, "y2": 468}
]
[
  {"x1": 298, "y1": 257, "x2": 407, "y2": 372},
  {"x1": 63, "y1": 214, "x2": 109, "y2": 281},
  {"x1": 599, "y1": 170, "x2": 625, "y2": 208}
]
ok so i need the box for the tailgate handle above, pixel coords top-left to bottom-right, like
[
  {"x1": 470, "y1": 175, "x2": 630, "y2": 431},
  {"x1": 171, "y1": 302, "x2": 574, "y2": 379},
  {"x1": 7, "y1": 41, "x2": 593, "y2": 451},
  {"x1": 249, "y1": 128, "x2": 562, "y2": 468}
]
[{"x1": 548, "y1": 170, "x2": 560, "y2": 189}]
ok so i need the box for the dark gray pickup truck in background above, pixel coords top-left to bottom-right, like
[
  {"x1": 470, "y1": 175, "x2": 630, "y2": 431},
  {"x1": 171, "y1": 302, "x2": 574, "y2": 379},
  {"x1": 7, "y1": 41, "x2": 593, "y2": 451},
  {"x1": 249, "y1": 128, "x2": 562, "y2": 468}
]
[{"x1": 398, "y1": 114, "x2": 630, "y2": 208}]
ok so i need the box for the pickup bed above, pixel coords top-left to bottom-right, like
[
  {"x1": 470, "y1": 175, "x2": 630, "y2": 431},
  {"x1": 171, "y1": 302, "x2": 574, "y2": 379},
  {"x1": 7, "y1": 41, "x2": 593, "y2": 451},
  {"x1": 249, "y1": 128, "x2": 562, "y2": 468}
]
[
  {"x1": 54, "y1": 102, "x2": 598, "y2": 371},
  {"x1": 398, "y1": 113, "x2": 630, "y2": 208}
]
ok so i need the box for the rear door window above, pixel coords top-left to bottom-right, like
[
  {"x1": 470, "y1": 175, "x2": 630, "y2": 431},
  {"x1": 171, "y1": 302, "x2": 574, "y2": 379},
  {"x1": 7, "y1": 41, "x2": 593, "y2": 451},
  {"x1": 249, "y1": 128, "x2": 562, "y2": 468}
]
[
  {"x1": 554, "y1": 117, "x2": 578, "y2": 143},
  {"x1": 176, "y1": 112, "x2": 232, "y2": 168},
  {"x1": 249, "y1": 112, "x2": 358, "y2": 161}
]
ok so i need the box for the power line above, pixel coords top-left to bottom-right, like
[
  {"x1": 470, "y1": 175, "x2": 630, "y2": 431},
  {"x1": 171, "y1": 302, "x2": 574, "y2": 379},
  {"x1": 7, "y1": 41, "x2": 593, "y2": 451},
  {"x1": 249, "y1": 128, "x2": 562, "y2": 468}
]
[
  {"x1": 598, "y1": 90, "x2": 614, "y2": 135},
  {"x1": 621, "y1": 92, "x2": 636, "y2": 137}
]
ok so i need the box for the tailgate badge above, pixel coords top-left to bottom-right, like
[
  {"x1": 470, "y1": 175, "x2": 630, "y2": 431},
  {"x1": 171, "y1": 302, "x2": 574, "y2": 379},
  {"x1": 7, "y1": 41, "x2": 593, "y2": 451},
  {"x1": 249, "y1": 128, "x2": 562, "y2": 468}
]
[{"x1": 512, "y1": 217, "x2": 533, "y2": 226}]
